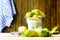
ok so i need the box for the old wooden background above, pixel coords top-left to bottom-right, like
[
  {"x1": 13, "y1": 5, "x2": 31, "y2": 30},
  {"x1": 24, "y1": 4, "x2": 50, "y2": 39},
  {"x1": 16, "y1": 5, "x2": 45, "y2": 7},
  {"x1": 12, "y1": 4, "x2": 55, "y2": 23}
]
[{"x1": 3, "y1": 0, "x2": 60, "y2": 32}]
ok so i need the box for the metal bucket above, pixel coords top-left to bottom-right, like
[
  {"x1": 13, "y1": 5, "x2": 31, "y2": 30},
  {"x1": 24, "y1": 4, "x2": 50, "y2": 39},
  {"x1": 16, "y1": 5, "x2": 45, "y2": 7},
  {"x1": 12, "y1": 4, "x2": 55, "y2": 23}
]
[{"x1": 26, "y1": 17, "x2": 44, "y2": 29}]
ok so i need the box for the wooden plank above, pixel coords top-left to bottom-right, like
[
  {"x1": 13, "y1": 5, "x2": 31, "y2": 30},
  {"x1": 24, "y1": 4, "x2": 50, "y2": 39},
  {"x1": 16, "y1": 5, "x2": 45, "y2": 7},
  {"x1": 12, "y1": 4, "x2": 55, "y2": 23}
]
[
  {"x1": 33, "y1": 0, "x2": 40, "y2": 9},
  {"x1": 27, "y1": 0, "x2": 31, "y2": 11},
  {"x1": 14, "y1": 0, "x2": 22, "y2": 31},
  {"x1": 39, "y1": 0, "x2": 46, "y2": 12},
  {"x1": 21, "y1": 0, "x2": 27, "y2": 26},
  {"x1": 2, "y1": 27, "x2": 10, "y2": 33},
  {"x1": 44, "y1": 0, "x2": 51, "y2": 30},
  {"x1": 50, "y1": 0, "x2": 57, "y2": 29},
  {"x1": 27, "y1": 0, "x2": 34, "y2": 11},
  {"x1": 57, "y1": 0, "x2": 60, "y2": 31}
]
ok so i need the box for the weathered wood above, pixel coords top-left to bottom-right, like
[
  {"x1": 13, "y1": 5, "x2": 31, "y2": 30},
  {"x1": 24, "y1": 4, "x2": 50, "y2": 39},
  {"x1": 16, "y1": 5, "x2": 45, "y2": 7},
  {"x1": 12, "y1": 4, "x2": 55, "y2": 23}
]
[
  {"x1": 34, "y1": 0, "x2": 40, "y2": 9},
  {"x1": 13, "y1": 0, "x2": 22, "y2": 31},
  {"x1": 21, "y1": 0, "x2": 27, "y2": 26},
  {"x1": 27, "y1": 0, "x2": 34, "y2": 11},
  {"x1": 57, "y1": 0, "x2": 60, "y2": 31},
  {"x1": 44, "y1": 0, "x2": 51, "y2": 30},
  {"x1": 50, "y1": 0, "x2": 57, "y2": 29}
]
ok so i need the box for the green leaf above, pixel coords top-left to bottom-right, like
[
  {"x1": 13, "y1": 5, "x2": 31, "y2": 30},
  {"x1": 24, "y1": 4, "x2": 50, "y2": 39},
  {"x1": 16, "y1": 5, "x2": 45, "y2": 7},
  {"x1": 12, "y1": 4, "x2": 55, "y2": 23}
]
[{"x1": 51, "y1": 26, "x2": 58, "y2": 33}]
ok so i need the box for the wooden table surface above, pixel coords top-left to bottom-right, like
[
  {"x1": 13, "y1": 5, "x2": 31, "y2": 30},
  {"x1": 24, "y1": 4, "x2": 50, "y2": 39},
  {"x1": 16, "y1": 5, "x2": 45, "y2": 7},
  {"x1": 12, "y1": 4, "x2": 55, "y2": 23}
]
[{"x1": 0, "y1": 33, "x2": 60, "y2": 40}]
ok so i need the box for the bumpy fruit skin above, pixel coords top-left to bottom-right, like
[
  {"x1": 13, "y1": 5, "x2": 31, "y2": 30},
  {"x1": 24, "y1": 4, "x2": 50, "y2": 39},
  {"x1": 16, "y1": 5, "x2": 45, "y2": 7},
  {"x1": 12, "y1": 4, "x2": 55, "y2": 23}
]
[
  {"x1": 26, "y1": 12, "x2": 35, "y2": 18},
  {"x1": 24, "y1": 29, "x2": 38, "y2": 37},
  {"x1": 38, "y1": 28, "x2": 51, "y2": 37},
  {"x1": 18, "y1": 26, "x2": 27, "y2": 33},
  {"x1": 31, "y1": 9, "x2": 45, "y2": 17},
  {"x1": 31, "y1": 9, "x2": 40, "y2": 15},
  {"x1": 26, "y1": 12, "x2": 31, "y2": 18}
]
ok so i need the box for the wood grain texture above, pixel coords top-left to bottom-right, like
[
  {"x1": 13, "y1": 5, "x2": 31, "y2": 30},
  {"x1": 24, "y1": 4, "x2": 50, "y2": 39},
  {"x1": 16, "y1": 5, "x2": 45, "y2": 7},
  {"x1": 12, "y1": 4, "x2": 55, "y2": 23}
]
[
  {"x1": 34, "y1": 0, "x2": 40, "y2": 9},
  {"x1": 13, "y1": 0, "x2": 22, "y2": 31},
  {"x1": 21, "y1": 0, "x2": 27, "y2": 26},
  {"x1": 57, "y1": 0, "x2": 60, "y2": 31},
  {"x1": 27, "y1": 0, "x2": 34, "y2": 11},
  {"x1": 3, "y1": 0, "x2": 59, "y2": 32},
  {"x1": 44, "y1": 0, "x2": 51, "y2": 29},
  {"x1": 50, "y1": 0, "x2": 57, "y2": 29}
]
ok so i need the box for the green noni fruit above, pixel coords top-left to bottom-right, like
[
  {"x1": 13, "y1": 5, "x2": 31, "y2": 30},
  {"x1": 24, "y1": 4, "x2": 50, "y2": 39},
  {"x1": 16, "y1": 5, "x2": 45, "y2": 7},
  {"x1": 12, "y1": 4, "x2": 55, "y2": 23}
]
[
  {"x1": 38, "y1": 28, "x2": 51, "y2": 37},
  {"x1": 26, "y1": 12, "x2": 32, "y2": 18},
  {"x1": 24, "y1": 29, "x2": 38, "y2": 37},
  {"x1": 31, "y1": 9, "x2": 40, "y2": 15}
]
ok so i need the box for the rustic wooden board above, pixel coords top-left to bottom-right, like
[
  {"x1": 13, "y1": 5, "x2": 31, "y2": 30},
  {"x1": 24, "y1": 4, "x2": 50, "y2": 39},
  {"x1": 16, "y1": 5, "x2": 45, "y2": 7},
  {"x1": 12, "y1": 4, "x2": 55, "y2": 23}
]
[
  {"x1": 57, "y1": 0, "x2": 60, "y2": 31},
  {"x1": 44, "y1": 0, "x2": 51, "y2": 29}
]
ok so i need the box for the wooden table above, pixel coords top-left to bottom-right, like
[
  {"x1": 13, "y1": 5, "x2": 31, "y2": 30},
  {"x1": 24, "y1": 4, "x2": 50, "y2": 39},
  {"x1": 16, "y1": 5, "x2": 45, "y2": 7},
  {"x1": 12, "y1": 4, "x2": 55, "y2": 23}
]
[{"x1": 0, "y1": 33, "x2": 60, "y2": 40}]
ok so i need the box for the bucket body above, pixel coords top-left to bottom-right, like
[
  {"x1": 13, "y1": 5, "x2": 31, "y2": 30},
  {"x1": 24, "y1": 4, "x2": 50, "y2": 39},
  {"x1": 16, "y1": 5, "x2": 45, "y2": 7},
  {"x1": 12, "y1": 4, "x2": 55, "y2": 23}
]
[{"x1": 26, "y1": 18, "x2": 43, "y2": 29}]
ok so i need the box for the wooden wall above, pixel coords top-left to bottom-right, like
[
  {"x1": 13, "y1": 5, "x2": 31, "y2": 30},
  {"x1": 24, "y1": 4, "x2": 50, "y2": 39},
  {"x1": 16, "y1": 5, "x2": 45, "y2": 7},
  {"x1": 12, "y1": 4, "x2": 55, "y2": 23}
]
[{"x1": 3, "y1": 0, "x2": 60, "y2": 32}]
